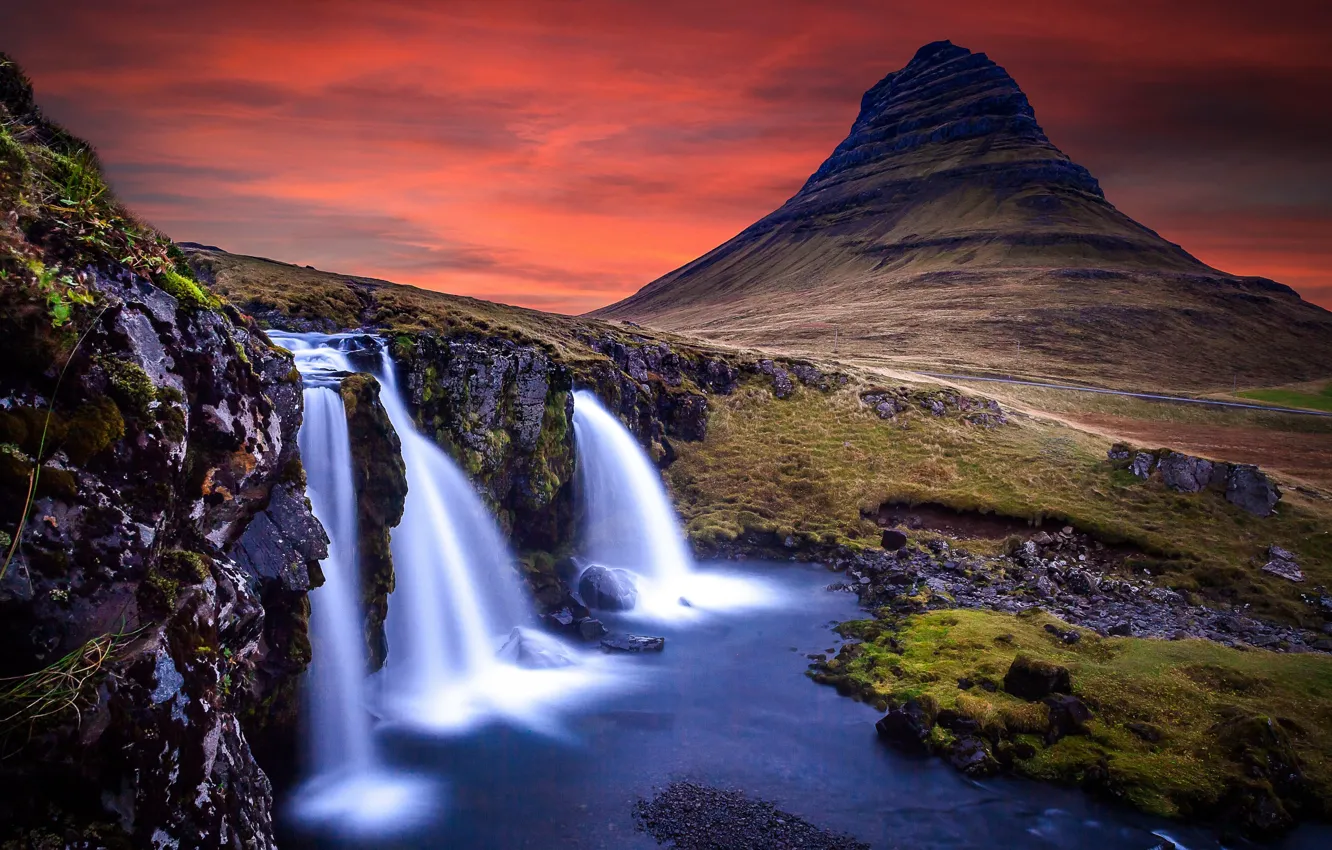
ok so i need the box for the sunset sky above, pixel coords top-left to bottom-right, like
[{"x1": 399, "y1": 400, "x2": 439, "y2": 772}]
[{"x1": 4, "y1": 0, "x2": 1330, "y2": 313}]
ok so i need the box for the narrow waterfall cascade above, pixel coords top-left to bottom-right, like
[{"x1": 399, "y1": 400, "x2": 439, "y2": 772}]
[
  {"x1": 272, "y1": 332, "x2": 620, "y2": 742},
  {"x1": 277, "y1": 339, "x2": 430, "y2": 833},
  {"x1": 571, "y1": 390, "x2": 777, "y2": 619}
]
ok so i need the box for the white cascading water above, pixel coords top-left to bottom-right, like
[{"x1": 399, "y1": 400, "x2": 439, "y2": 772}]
[
  {"x1": 278, "y1": 337, "x2": 430, "y2": 833},
  {"x1": 572, "y1": 390, "x2": 774, "y2": 618},
  {"x1": 274, "y1": 332, "x2": 618, "y2": 741}
]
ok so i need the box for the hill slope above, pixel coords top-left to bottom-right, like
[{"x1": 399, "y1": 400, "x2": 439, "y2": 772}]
[{"x1": 593, "y1": 40, "x2": 1332, "y2": 391}]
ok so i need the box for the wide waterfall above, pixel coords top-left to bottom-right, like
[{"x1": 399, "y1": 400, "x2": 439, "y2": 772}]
[
  {"x1": 572, "y1": 390, "x2": 775, "y2": 618},
  {"x1": 279, "y1": 340, "x2": 429, "y2": 833},
  {"x1": 273, "y1": 332, "x2": 617, "y2": 745}
]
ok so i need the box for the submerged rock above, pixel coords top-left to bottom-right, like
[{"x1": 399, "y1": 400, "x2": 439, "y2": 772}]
[
  {"x1": 578, "y1": 564, "x2": 640, "y2": 611},
  {"x1": 497, "y1": 628, "x2": 576, "y2": 669},
  {"x1": 600, "y1": 634, "x2": 665, "y2": 653},
  {"x1": 874, "y1": 699, "x2": 933, "y2": 753}
]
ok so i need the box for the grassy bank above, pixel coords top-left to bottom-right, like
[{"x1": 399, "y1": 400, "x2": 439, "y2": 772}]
[
  {"x1": 821, "y1": 607, "x2": 1332, "y2": 831},
  {"x1": 667, "y1": 381, "x2": 1332, "y2": 624}
]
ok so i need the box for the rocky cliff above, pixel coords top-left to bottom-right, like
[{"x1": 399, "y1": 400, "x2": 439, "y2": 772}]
[
  {"x1": 339, "y1": 373, "x2": 406, "y2": 671},
  {"x1": 0, "y1": 56, "x2": 325, "y2": 848}
]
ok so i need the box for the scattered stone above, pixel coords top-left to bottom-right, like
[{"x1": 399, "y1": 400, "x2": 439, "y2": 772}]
[
  {"x1": 1108, "y1": 622, "x2": 1133, "y2": 637},
  {"x1": 542, "y1": 607, "x2": 575, "y2": 629},
  {"x1": 1157, "y1": 451, "x2": 1216, "y2": 493},
  {"x1": 1262, "y1": 546, "x2": 1304, "y2": 583},
  {"x1": 576, "y1": 618, "x2": 608, "y2": 640},
  {"x1": 1043, "y1": 694, "x2": 1093, "y2": 741},
  {"x1": 881, "y1": 529, "x2": 908, "y2": 551},
  {"x1": 578, "y1": 564, "x2": 639, "y2": 610},
  {"x1": 1227, "y1": 465, "x2": 1282, "y2": 517},
  {"x1": 1130, "y1": 452, "x2": 1155, "y2": 479},
  {"x1": 1003, "y1": 655, "x2": 1071, "y2": 700},
  {"x1": 874, "y1": 699, "x2": 933, "y2": 753},
  {"x1": 633, "y1": 782, "x2": 870, "y2": 850},
  {"x1": 948, "y1": 736, "x2": 1000, "y2": 776},
  {"x1": 600, "y1": 634, "x2": 665, "y2": 653}
]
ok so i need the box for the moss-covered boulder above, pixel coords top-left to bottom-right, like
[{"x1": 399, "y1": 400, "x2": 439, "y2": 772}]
[{"x1": 339, "y1": 372, "x2": 406, "y2": 671}]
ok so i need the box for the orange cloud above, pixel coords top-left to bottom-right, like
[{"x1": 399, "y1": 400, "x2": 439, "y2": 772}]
[{"x1": 4, "y1": 0, "x2": 1330, "y2": 313}]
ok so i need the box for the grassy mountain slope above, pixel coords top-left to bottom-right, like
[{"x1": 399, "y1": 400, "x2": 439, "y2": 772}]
[{"x1": 593, "y1": 41, "x2": 1332, "y2": 392}]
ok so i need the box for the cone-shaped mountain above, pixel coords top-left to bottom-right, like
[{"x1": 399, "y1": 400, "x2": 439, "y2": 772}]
[{"x1": 594, "y1": 41, "x2": 1332, "y2": 390}]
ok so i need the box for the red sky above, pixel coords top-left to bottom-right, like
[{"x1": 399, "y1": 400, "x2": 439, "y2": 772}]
[{"x1": 4, "y1": 0, "x2": 1331, "y2": 313}]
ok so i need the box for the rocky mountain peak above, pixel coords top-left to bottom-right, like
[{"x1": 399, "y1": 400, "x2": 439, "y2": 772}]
[{"x1": 803, "y1": 40, "x2": 1102, "y2": 198}]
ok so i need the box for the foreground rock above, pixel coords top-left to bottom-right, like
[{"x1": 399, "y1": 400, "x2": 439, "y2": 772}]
[
  {"x1": 633, "y1": 782, "x2": 869, "y2": 850},
  {"x1": 497, "y1": 627, "x2": 576, "y2": 669},
  {"x1": 578, "y1": 564, "x2": 640, "y2": 611}
]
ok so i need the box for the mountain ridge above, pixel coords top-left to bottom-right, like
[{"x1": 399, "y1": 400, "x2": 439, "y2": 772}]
[{"x1": 593, "y1": 41, "x2": 1331, "y2": 391}]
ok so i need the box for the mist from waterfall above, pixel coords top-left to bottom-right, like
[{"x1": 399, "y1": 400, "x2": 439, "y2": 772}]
[{"x1": 572, "y1": 390, "x2": 776, "y2": 619}]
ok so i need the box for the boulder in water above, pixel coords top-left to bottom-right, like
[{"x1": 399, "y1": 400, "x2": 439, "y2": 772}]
[
  {"x1": 498, "y1": 627, "x2": 576, "y2": 669},
  {"x1": 600, "y1": 634, "x2": 665, "y2": 653},
  {"x1": 577, "y1": 617, "x2": 609, "y2": 640},
  {"x1": 578, "y1": 564, "x2": 640, "y2": 611}
]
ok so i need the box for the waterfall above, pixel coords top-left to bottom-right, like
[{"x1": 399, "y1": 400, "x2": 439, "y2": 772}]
[
  {"x1": 278, "y1": 335, "x2": 430, "y2": 833},
  {"x1": 572, "y1": 390, "x2": 775, "y2": 617},
  {"x1": 300, "y1": 386, "x2": 374, "y2": 777},
  {"x1": 371, "y1": 345, "x2": 542, "y2": 729},
  {"x1": 272, "y1": 332, "x2": 619, "y2": 741}
]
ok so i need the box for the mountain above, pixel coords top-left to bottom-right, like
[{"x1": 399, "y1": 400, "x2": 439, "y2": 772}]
[{"x1": 592, "y1": 40, "x2": 1332, "y2": 391}]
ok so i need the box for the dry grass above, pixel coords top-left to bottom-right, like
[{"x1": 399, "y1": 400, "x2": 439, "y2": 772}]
[
  {"x1": 667, "y1": 380, "x2": 1332, "y2": 623},
  {"x1": 0, "y1": 631, "x2": 130, "y2": 751},
  {"x1": 189, "y1": 247, "x2": 743, "y2": 371}
]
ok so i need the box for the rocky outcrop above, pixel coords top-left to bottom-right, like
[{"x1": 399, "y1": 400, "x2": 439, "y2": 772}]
[
  {"x1": 861, "y1": 386, "x2": 1007, "y2": 427},
  {"x1": 394, "y1": 333, "x2": 574, "y2": 552},
  {"x1": 1109, "y1": 444, "x2": 1282, "y2": 516},
  {"x1": 339, "y1": 373, "x2": 406, "y2": 671},
  {"x1": 0, "y1": 270, "x2": 325, "y2": 847},
  {"x1": 706, "y1": 526, "x2": 1331, "y2": 652},
  {"x1": 578, "y1": 334, "x2": 738, "y2": 461}
]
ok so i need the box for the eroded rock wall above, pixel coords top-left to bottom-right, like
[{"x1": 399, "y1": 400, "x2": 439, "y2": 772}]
[
  {"x1": 339, "y1": 372, "x2": 406, "y2": 671},
  {"x1": 0, "y1": 269, "x2": 325, "y2": 848}
]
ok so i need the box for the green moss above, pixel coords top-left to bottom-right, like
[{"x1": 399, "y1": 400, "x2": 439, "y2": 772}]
[
  {"x1": 161, "y1": 550, "x2": 211, "y2": 582},
  {"x1": 821, "y1": 607, "x2": 1332, "y2": 827},
  {"x1": 62, "y1": 397, "x2": 123, "y2": 464},
  {"x1": 155, "y1": 267, "x2": 219, "y2": 310},
  {"x1": 143, "y1": 571, "x2": 179, "y2": 610},
  {"x1": 98, "y1": 356, "x2": 156, "y2": 418}
]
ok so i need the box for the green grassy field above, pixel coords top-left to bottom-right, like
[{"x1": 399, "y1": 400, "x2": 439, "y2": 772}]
[{"x1": 1238, "y1": 383, "x2": 1332, "y2": 414}]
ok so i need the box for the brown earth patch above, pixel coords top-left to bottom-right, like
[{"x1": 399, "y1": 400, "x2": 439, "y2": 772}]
[{"x1": 1066, "y1": 414, "x2": 1332, "y2": 488}]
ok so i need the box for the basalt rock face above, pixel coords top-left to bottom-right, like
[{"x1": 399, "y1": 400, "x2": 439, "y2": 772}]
[
  {"x1": 339, "y1": 373, "x2": 406, "y2": 672},
  {"x1": 393, "y1": 333, "x2": 575, "y2": 553},
  {"x1": 594, "y1": 41, "x2": 1332, "y2": 391},
  {"x1": 0, "y1": 270, "x2": 325, "y2": 848},
  {"x1": 577, "y1": 334, "x2": 738, "y2": 463}
]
